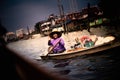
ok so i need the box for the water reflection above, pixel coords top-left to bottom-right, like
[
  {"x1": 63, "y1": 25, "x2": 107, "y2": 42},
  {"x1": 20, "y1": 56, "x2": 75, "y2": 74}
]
[{"x1": 38, "y1": 48, "x2": 120, "y2": 80}]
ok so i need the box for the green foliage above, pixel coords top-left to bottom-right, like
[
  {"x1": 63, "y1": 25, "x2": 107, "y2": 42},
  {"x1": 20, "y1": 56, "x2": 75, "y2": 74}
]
[{"x1": 34, "y1": 22, "x2": 41, "y2": 34}]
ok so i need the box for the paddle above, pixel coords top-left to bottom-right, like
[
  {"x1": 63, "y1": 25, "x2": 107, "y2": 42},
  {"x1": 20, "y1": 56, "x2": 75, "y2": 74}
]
[{"x1": 47, "y1": 39, "x2": 61, "y2": 56}]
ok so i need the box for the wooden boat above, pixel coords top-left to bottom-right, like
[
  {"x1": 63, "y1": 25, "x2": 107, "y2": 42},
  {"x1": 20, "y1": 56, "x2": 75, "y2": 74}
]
[{"x1": 40, "y1": 36, "x2": 119, "y2": 60}]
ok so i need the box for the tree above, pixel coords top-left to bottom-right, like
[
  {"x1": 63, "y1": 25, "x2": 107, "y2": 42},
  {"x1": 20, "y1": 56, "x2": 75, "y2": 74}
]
[{"x1": 34, "y1": 22, "x2": 41, "y2": 34}]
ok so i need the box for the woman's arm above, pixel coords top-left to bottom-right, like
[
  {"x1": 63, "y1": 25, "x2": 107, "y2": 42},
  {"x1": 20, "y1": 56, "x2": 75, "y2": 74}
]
[{"x1": 59, "y1": 38, "x2": 65, "y2": 45}]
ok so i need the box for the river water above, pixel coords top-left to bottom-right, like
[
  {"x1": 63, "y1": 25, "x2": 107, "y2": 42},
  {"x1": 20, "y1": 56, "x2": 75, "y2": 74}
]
[
  {"x1": 7, "y1": 32, "x2": 120, "y2": 80},
  {"x1": 39, "y1": 48, "x2": 120, "y2": 80}
]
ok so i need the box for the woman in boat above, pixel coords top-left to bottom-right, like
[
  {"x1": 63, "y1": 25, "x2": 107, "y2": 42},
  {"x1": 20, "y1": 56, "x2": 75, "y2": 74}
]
[{"x1": 48, "y1": 31, "x2": 66, "y2": 54}]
